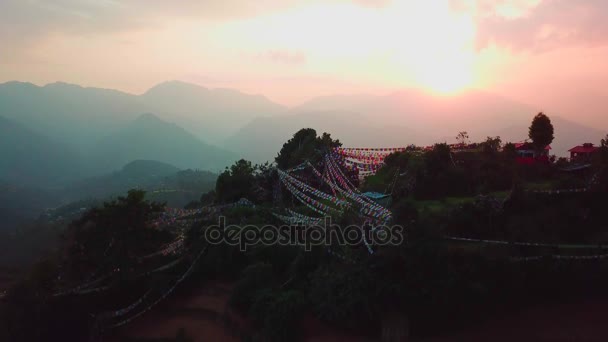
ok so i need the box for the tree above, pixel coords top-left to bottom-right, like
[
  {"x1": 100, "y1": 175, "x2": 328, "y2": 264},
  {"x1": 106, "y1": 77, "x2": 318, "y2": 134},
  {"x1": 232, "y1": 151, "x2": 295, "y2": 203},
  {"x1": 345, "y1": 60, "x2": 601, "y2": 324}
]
[
  {"x1": 528, "y1": 112, "x2": 554, "y2": 153},
  {"x1": 215, "y1": 159, "x2": 256, "y2": 203},
  {"x1": 63, "y1": 189, "x2": 169, "y2": 278},
  {"x1": 502, "y1": 142, "x2": 517, "y2": 160},
  {"x1": 425, "y1": 143, "x2": 452, "y2": 173},
  {"x1": 590, "y1": 134, "x2": 608, "y2": 165},
  {"x1": 599, "y1": 134, "x2": 608, "y2": 162},
  {"x1": 252, "y1": 162, "x2": 277, "y2": 203},
  {"x1": 414, "y1": 143, "x2": 470, "y2": 198},
  {"x1": 275, "y1": 129, "x2": 341, "y2": 169},
  {"x1": 200, "y1": 190, "x2": 216, "y2": 205},
  {"x1": 481, "y1": 136, "x2": 502, "y2": 155},
  {"x1": 591, "y1": 134, "x2": 608, "y2": 191},
  {"x1": 456, "y1": 131, "x2": 469, "y2": 146}
]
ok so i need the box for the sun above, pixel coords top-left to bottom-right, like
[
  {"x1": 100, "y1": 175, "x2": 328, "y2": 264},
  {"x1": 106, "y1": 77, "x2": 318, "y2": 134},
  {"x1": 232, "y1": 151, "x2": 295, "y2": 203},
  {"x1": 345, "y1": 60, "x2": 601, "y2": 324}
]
[
  {"x1": 414, "y1": 51, "x2": 475, "y2": 95},
  {"x1": 389, "y1": 1, "x2": 477, "y2": 94}
]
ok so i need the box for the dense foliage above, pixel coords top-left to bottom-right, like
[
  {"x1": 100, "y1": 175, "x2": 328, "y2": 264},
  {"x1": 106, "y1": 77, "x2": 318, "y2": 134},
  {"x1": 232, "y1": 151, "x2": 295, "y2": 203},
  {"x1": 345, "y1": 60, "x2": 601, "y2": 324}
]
[
  {"x1": 275, "y1": 128, "x2": 341, "y2": 169},
  {"x1": 529, "y1": 112, "x2": 555, "y2": 151},
  {"x1": 2, "y1": 122, "x2": 608, "y2": 342},
  {"x1": 0, "y1": 190, "x2": 174, "y2": 341},
  {"x1": 216, "y1": 159, "x2": 256, "y2": 203}
]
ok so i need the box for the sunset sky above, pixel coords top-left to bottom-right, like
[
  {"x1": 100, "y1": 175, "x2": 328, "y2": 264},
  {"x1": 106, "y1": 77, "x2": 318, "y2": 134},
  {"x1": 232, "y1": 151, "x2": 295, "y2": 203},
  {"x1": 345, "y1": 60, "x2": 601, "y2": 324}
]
[{"x1": 1, "y1": 0, "x2": 607, "y2": 124}]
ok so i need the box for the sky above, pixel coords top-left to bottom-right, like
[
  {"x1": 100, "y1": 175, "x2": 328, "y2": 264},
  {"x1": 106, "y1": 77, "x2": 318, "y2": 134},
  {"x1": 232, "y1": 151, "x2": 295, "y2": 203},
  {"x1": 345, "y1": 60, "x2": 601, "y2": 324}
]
[{"x1": 0, "y1": 0, "x2": 607, "y2": 125}]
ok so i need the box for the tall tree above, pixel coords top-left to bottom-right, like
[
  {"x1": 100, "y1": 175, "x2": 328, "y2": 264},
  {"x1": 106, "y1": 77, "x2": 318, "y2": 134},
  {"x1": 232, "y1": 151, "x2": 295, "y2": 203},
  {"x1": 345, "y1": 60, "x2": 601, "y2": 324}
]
[
  {"x1": 63, "y1": 189, "x2": 169, "y2": 278},
  {"x1": 275, "y1": 129, "x2": 341, "y2": 169},
  {"x1": 215, "y1": 159, "x2": 256, "y2": 203},
  {"x1": 528, "y1": 112, "x2": 554, "y2": 153}
]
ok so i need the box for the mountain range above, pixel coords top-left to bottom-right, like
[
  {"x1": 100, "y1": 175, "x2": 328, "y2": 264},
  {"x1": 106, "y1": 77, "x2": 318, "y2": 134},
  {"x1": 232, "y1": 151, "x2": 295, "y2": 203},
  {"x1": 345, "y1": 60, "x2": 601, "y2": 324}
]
[
  {"x1": 0, "y1": 116, "x2": 84, "y2": 187},
  {"x1": 1, "y1": 79, "x2": 606, "y2": 232},
  {"x1": 0, "y1": 80, "x2": 283, "y2": 149},
  {"x1": 1, "y1": 80, "x2": 606, "y2": 180},
  {"x1": 63, "y1": 159, "x2": 217, "y2": 207},
  {"x1": 228, "y1": 90, "x2": 606, "y2": 162},
  {"x1": 89, "y1": 113, "x2": 236, "y2": 174}
]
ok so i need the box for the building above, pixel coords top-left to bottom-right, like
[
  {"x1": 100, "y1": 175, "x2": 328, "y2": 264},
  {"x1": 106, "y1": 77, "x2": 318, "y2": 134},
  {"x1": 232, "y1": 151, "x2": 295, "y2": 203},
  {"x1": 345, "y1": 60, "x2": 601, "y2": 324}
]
[
  {"x1": 514, "y1": 141, "x2": 551, "y2": 164},
  {"x1": 568, "y1": 143, "x2": 599, "y2": 162}
]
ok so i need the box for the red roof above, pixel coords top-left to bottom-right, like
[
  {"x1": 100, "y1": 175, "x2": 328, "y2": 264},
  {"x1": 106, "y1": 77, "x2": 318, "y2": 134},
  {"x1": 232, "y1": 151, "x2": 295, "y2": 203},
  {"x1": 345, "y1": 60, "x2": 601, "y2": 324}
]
[{"x1": 569, "y1": 144, "x2": 599, "y2": 154}]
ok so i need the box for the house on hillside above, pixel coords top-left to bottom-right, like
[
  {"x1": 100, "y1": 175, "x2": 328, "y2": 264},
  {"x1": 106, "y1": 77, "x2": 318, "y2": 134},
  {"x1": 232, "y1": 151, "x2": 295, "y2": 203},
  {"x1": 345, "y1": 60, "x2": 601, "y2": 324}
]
[
  {"x1": 568, "y1": 143, "x2": 599, "y2": 162},
  {"x1": 515, "y1": 141, "x2": 551, "y2": 164}
]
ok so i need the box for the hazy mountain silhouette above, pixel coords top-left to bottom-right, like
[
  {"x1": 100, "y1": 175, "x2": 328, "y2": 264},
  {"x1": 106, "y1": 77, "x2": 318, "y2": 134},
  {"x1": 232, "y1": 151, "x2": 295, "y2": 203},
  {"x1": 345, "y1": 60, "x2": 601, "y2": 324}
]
[
  {"x1": 228, "y1": 89, "x2": 605, "y2": 162},
  {"x1": 0, "y1": 116, "x2": 85, "y2": 186},
  {"x1": 225, "y1": 110, "x2": 436, "y2": 163},
  {"x1": 0, "y1": 81, "x2": 142, "y2": 150},
  {"x1": 66, "y1": 160, "x2": 179, "y2": 199},
  {"x1": 0, "y1": 80, "x2": 285, "y2": 149},
  {"x1": 1, "y1": 80, "x2": 604, "y2": 168},
  {"x1": 293, "y1": 90, "x2": 536, "y2": 138},
  {"x1": 63, "y1": 159, "x2": 217, "y2": 208},
  {"x1": 141, "y1": 81, "x2": 285, "y2": 143},
  {"x1": 89, "y1": 113, "x2": 236, "y2": 174},
  {"x1": 0, "y1": 81, "x2": 275, "y2": 188},
  {"x1": 117, "y1": 159, "x2": 181, "y2": 178}
]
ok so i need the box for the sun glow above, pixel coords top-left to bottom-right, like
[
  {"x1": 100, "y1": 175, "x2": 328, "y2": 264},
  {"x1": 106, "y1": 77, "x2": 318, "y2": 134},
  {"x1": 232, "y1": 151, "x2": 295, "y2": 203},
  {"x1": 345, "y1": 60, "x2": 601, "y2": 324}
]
[
  {"x1": 388, "y1": 1, "x2": 477, "y2": 94},
  {"x1": 219, "y1": 0, "x2": 477, "y2": 95},
  {"x1": 409, "y1": 48, "x2": 476, "y2": 95}
]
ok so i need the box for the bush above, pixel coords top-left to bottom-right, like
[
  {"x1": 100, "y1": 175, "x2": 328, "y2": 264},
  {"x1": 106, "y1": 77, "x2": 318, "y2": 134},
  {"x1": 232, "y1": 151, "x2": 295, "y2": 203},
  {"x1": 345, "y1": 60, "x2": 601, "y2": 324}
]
[{"x1": 308, "y1": 263, "x2": 378, "y2": 328}]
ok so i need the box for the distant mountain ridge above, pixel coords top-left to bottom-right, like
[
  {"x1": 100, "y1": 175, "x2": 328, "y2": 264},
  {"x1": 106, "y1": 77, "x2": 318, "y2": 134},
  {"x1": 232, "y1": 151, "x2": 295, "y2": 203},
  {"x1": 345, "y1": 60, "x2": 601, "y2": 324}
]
[
  {"x1": 142, "y1": 81, "x2": 285, "y2": 143},
  {"x1": 0, "y1": 80, "x2": 264, "y2": 184},
  {"x1": 294, "y1": 90, "x2": 605, "y2": 154},
  {"x1": 292, "y1": 90, "x2": 536, "y2": 138},
  {"x1": 0, "y1": 81, "x2": 142, "y2": 151},
  {"x1": 1, "y1": 80, "x2": 605, "y2": 168},
  {"x1": 64, "y1": 159, "x2": 216, "y2": 205},
  {"x1": 119, "y1": 160, "x2": 181, "y2": 178},
  {"x1": 0, "y1": 80, "x2": 285, "y2": 148},
  {"x1": 225, "y1": 110, "x2": 436, "y2": 163},
  {"x1": 0, "y1": 115, "x2": 85, "y2": 186},
  {"x1": 89, "y1": 113, "x2": 236, "y2": 174},
  {"x1": 90, "y1": 159, "x2": 182, "y2": 186},
  {"x1": 226, "y1": 90, "x2": 606, "y2": 162}
]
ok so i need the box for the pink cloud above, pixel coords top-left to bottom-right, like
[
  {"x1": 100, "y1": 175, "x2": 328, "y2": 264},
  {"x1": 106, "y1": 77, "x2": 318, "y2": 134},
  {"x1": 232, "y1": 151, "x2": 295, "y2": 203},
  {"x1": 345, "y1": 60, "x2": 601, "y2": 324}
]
[{"x1": 474, "y1": 0, "x2": 608, "y2": 52}]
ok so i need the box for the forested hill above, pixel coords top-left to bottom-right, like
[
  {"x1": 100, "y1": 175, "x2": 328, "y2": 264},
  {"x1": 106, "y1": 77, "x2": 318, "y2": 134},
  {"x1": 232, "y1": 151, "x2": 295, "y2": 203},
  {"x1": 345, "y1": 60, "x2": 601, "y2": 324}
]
[
  {"x1": 87, "y1": 113, "x2": 236, "y2": 175},
  {"x1": 64, "y1": 159, "x2": 217, "y2": 206},
  {"x1": 0, "y1": 116, "x2": 85, "y2": 186}
]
